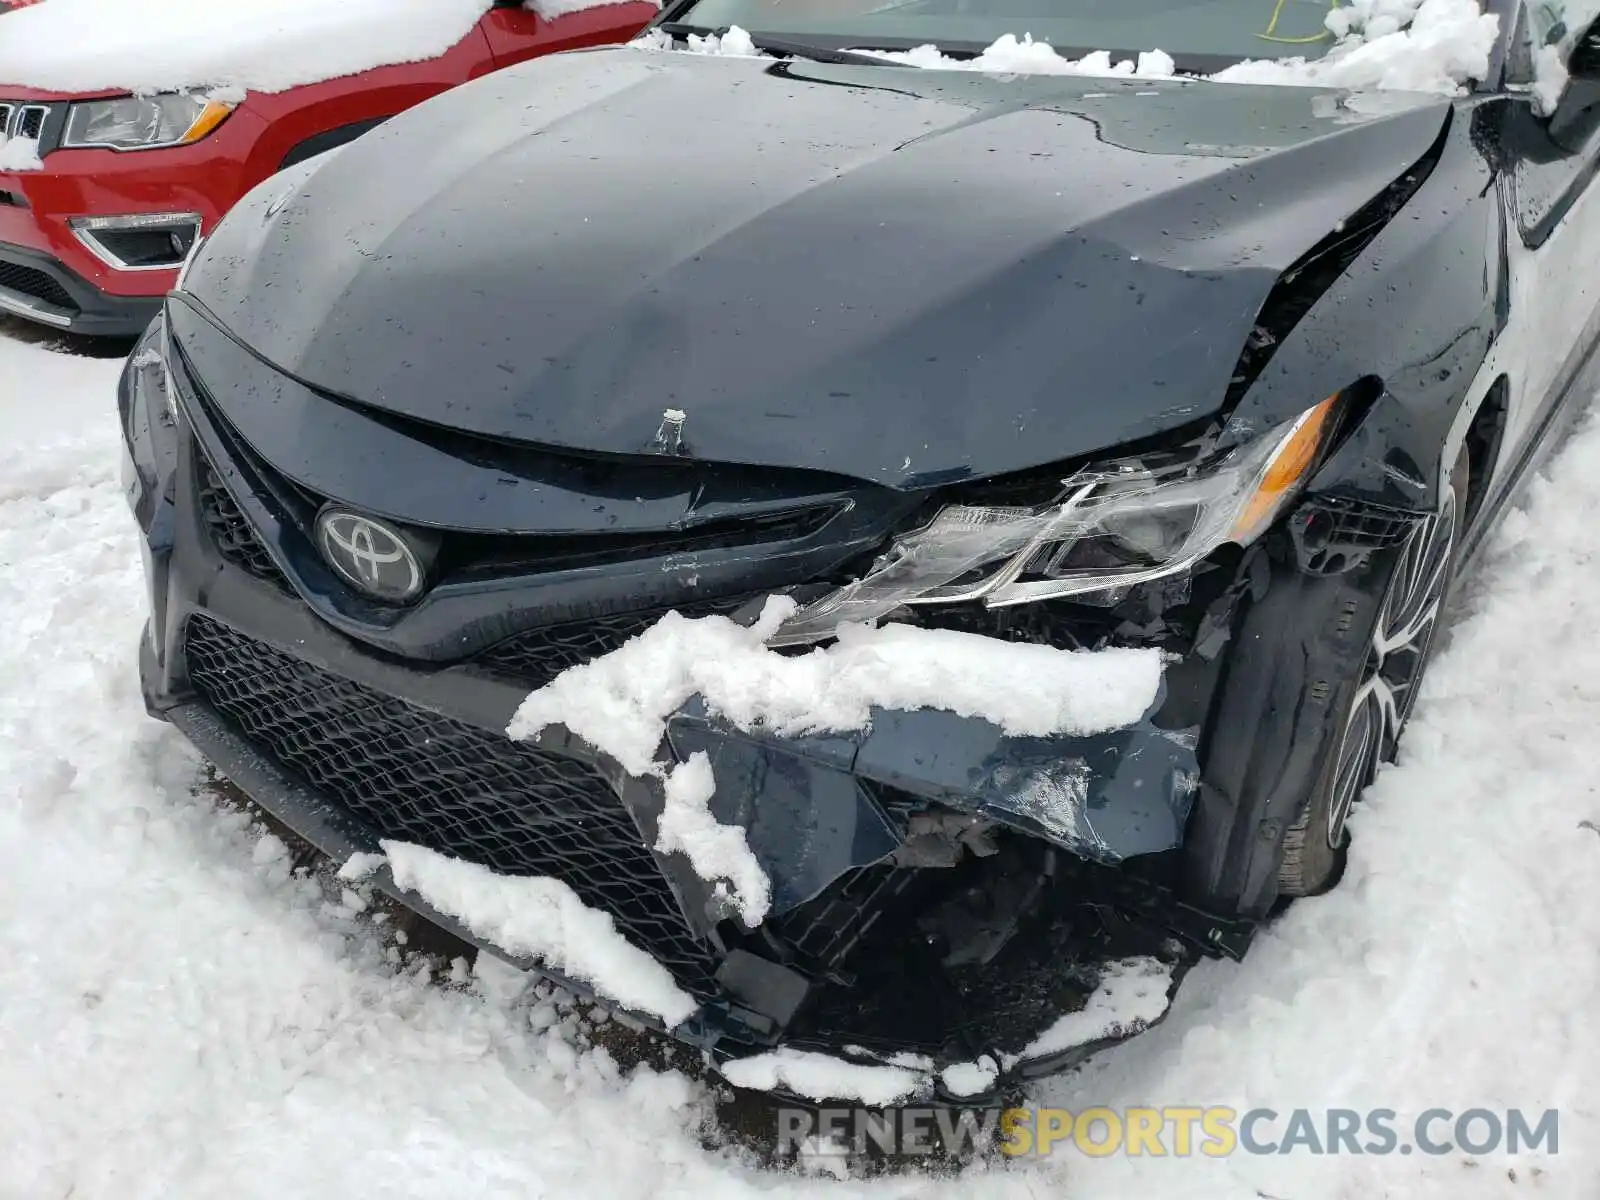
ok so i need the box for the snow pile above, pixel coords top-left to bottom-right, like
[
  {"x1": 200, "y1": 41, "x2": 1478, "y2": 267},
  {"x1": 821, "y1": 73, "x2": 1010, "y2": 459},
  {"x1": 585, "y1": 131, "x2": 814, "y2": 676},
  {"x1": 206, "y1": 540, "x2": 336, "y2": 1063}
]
[
  {"x1": 1530, "y1": 1, "x2": 1600, "y2": 114},
  {"x1": 0, "y1": 0, "x2": 649, "y2": 94},
  {"x1": 684, "y1": 24, "x2": 760, "y2": 58},
  {"x1": 1212, "y1": 0, "x2": 1500, "y2": 96},
  {"x1": 508, "y1": 596, "x2": 1163, "y2": 763},
  {"x1": 508, "y1": 595, "x2": 1162, "y2": 924},
  {"x1": 872, "y1": 35, "x2": 1176, "y2": 80},
  {"x1": 629, "y1": 26, "x2": 674, "y2": 51},
  {"x1": 639, "y1": 0, "x2": 1497, "y2": 96},
  {"x1": 1008, "y1": 955, "x2": 1174, "y2": 1063},
  {"x1": 379, "y1": 841, "x2": 699, "y2": 1026},
  {"x1": 846, "y1": 0, "x2": 1497, "y2": 96},
  {"x1": 721, "y1": 1048, "x2": 928, "y2": 1105},
  {"x1": 0, "y1": 135, "x2": 42, "y2": 171},
  {"x1": 939, "y1": 1057, "x2": 1001, "y2": 1097},
  {"x1": 655, "y1": 751, "x2": 771, "y2": 926},
  {"x1": 335, "y1": 850, "x2": 389, "y2": 883},
  {"x1": 719, "y1": 956, "x2": 1172, "y2": 1101},
  {"x1": 1533, "y1": 43, "x2": 1570, "y2": 115}
]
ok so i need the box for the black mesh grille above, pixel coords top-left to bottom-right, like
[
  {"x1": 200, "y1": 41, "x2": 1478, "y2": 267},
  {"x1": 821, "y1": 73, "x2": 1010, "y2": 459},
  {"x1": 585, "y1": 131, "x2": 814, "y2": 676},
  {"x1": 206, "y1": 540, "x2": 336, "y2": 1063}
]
[
  {"x1": 474, "y1": 595, "x2": 756, "y2": 689},
  {"x1": 0, "y1": 261, "x2": 76, "y2": 311},
  {"x1": 183, "y1": 615, "x2": 721, "y2": 998},
  {"x1": 194, "y1": 450, "x2": 292, "y2": 590}
]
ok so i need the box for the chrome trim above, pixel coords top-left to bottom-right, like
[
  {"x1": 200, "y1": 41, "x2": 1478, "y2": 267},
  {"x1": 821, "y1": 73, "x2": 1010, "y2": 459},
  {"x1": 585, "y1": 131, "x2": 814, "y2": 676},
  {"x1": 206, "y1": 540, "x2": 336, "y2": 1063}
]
[
  {"x1": 14, "y1": 104, "x2": 48, "y2": 141},
  {"x1": 0, "y1": 283, "x2": 75, "y2": 328},
  {"x1": 69, "y1": 212, "x2": 203, "y2": 273}
]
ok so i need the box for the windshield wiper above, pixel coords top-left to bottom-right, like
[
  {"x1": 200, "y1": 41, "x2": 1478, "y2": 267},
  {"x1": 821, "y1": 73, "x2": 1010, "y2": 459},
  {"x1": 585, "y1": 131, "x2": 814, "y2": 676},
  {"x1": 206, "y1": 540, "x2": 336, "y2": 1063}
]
[{"x1": 657, "y1": 25, "x2": 907, "y2": 67}]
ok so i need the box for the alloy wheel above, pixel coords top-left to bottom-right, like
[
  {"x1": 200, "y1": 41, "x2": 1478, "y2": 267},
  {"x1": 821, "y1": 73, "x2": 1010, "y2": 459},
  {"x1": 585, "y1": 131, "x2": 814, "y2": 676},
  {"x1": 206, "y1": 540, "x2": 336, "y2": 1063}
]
[{"x1": 1324, "y1": 488, "x2": 1458, "y2": 849}]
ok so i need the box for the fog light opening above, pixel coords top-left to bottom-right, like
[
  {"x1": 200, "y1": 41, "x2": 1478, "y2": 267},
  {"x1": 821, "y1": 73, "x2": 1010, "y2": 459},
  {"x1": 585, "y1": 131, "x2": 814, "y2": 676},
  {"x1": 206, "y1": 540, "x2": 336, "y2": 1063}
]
[{"x1": 68, "y1": 212, "x2": 203, "y2": 272}]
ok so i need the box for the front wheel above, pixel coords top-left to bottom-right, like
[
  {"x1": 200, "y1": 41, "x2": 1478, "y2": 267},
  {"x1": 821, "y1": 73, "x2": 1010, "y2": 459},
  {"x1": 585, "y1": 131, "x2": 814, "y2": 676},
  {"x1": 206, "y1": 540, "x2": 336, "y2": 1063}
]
[{"x1": 1277, "y1": 454, "x2": 1467, "y2": 895}]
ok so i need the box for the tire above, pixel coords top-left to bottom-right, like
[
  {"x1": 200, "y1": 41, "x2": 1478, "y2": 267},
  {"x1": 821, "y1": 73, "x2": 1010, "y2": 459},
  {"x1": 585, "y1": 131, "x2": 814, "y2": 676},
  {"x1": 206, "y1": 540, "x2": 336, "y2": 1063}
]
[{"x1": 1276, "y1": 452, "x2": 1469, "y2": 896}]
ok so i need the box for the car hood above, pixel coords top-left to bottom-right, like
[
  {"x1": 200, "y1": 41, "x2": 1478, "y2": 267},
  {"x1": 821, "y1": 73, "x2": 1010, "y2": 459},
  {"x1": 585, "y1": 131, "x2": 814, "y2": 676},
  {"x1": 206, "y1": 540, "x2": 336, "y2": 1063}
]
[{"x1": 186, "y1": 47, "x2": 1451, "y2": 487}]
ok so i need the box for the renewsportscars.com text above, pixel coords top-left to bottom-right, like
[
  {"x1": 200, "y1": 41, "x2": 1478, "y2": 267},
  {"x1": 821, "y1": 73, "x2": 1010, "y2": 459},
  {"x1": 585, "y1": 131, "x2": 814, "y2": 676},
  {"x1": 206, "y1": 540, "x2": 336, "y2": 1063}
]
[{"x1": 776, "y1": 1106, "x2": 1560, "y2": 1159}]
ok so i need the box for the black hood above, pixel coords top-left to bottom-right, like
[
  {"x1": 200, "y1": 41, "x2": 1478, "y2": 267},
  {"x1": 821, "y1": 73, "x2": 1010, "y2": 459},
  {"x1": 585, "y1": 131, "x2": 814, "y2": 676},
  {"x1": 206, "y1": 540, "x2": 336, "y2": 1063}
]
[{"x1": 186, "y1": 48, "x2": 1451, "y2": 488}]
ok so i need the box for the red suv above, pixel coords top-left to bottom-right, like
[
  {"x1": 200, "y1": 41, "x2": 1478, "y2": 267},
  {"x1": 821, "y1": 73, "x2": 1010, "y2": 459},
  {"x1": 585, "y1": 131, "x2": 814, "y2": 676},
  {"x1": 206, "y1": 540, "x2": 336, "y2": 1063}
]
[{"x1": 0, "y1": 0, "x2": 654, "y2": 336}]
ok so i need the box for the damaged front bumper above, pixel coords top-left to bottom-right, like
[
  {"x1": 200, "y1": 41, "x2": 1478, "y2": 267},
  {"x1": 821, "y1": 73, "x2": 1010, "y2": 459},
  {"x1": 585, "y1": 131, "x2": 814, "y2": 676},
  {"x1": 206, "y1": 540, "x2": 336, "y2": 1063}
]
[
  {"x1": 141, "y1": 604, "x2": 1220, "y2": 1103},
  {"x1": 124, "y1": 313, "x2": 1257, "y2": 1105}
]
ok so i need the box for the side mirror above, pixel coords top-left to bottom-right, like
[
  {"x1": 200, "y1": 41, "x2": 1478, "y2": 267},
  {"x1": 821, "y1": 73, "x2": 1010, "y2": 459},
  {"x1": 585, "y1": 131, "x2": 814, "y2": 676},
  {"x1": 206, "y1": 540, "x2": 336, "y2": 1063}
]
[{"x1": 1548, "y1": 20, "x2": 1600, "y2": 150}]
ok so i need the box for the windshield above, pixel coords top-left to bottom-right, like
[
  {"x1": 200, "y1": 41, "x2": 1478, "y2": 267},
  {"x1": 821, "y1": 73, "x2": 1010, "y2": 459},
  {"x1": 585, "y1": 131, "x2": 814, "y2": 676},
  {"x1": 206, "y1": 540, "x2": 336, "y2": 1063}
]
[{"x1": 674, "y1": 0, "x2": 1364, "y2": 64}]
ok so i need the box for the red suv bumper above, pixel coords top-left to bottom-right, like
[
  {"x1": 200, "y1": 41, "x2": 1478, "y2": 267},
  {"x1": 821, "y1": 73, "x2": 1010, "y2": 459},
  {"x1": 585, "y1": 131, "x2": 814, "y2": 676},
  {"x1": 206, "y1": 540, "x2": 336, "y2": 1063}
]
[{"x1": 0, "y1": 100, "x2": 269, "y2": 336}]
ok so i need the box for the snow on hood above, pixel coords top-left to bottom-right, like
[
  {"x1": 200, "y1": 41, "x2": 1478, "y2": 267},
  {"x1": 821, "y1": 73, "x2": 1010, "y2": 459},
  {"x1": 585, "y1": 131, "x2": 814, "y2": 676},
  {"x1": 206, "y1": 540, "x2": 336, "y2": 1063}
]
[
  {"x1": 0, "y1": 0, "x2": 647, "y2": 94},
  {"x1": 507, "y1": 596, "x2": 1163, "y2": 929},
  {"x1": 376, "y1": 841, "x2": 700, "y2": 1026},
  {"x1": 638, "y1": 0, "x2": 1499, "y2": 98}
]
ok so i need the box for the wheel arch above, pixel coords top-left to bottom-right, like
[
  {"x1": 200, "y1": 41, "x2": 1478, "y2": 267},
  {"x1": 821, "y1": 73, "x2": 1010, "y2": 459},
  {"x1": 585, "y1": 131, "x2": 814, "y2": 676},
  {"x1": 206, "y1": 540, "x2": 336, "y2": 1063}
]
[
  {"x1": 1460, "y1": 373, "x2": 1510, "y2": 534},
  {"x1": 278, "y1": 116, "x2": 392, "y2": 171}
]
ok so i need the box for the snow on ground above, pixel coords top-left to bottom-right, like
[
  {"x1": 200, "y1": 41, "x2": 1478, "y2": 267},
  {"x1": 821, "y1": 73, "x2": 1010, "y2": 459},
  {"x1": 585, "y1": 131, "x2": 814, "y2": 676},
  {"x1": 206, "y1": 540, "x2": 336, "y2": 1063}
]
[
  {"x1": 2, "y1": 322, "x2": 1600, "y2": 1197},
  {"x1": 0, "y1": 0, "x2": 647, "y2": 95}
]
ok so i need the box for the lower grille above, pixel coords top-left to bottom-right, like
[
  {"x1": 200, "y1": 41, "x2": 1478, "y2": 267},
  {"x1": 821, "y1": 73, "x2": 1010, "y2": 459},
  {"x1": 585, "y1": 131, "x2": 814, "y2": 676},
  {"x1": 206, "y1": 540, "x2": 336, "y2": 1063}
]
[
  {"x1": 474, "y1": 595, "x2": 755, "y2": 689},
  {"x1": 194, "y1": 449, "x2": 292, "y2": 590},
  {"x1": 771, "y1": 864, "x2": 917, "y2": 973},
  {"x1": 0, "y1": 260, "x2": 76, "y2": 312},
  {"x1": 183, "y1": 615, "x2": 721, "y2": 998}
]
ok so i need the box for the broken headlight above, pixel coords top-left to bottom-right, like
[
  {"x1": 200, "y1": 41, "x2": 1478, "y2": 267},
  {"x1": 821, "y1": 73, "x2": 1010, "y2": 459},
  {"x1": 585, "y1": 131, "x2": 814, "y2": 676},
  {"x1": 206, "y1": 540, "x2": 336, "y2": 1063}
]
[{"x1": 770, "y1": 395, "x2": 1340, "y2": 646}]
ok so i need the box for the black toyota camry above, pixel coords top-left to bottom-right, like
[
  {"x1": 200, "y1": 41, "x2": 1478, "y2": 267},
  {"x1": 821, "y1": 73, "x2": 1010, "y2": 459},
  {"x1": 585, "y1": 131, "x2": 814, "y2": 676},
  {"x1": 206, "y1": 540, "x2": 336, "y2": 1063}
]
[{"x1": 119, "y1": 0, "x2": 1600, "y2": 1099}]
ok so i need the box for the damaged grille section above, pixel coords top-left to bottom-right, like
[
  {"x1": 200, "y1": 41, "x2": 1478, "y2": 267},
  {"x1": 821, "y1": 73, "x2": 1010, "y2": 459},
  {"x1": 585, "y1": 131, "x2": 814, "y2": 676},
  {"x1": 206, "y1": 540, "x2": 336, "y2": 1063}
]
[
  {"x1": 182, "y1": 615, "x2": 723, "y2": 999},
  {"x1": 195, "y1": 447, "x2": 292, "y2": 591},
  {"x1": 473, "y1": 594, "x2": 758, "y2": 688},
  {"x1": 783, "y1": 838, "x2": 1186, "y2": 1062},
  {"x1": 769, "y1": 864, "x2": 920, "y2": 978}
]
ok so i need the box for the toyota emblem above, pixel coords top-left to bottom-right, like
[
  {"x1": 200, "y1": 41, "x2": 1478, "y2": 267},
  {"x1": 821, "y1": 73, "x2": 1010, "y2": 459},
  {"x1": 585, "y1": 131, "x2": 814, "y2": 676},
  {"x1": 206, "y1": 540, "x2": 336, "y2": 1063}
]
[{"x1": 315, "y1": 509, "x2": 427, "y2": 603}]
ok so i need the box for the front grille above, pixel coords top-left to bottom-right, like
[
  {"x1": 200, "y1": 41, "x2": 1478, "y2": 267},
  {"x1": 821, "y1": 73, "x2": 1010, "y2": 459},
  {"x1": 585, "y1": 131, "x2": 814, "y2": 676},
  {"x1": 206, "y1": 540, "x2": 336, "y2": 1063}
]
[
  {"x1": 194, "y1": 449, "x2": 292, "y2": 590},
  {"x1": 474, "y1": 595, "x2": 755, "y2": 688},
  {"x1": 0, "y1": 98, "x2": 53, "y2": 141},
  {"x1": 183, "y1": 615, "x2": 721, "y2": 998},
  {"x1": 0, "y1": 261, "x2": 76, "y2": 312},
  {"x1": 13, "y1": 104, "x2": 45, "y2": 140}
]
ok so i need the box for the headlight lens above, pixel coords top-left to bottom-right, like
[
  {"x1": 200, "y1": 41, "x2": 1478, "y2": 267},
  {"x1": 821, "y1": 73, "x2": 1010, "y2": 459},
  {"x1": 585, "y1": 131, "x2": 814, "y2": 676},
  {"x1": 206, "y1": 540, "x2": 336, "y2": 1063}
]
[
  {"x1": 62, "y1": 94, "x2": 232, "y2": 151},
  {"x1": 126, "y1": 312, "x2": 177, "y2": 428},
  {"x1": 770, "y1": 394, "x2": 1340, "y2": 646}
]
